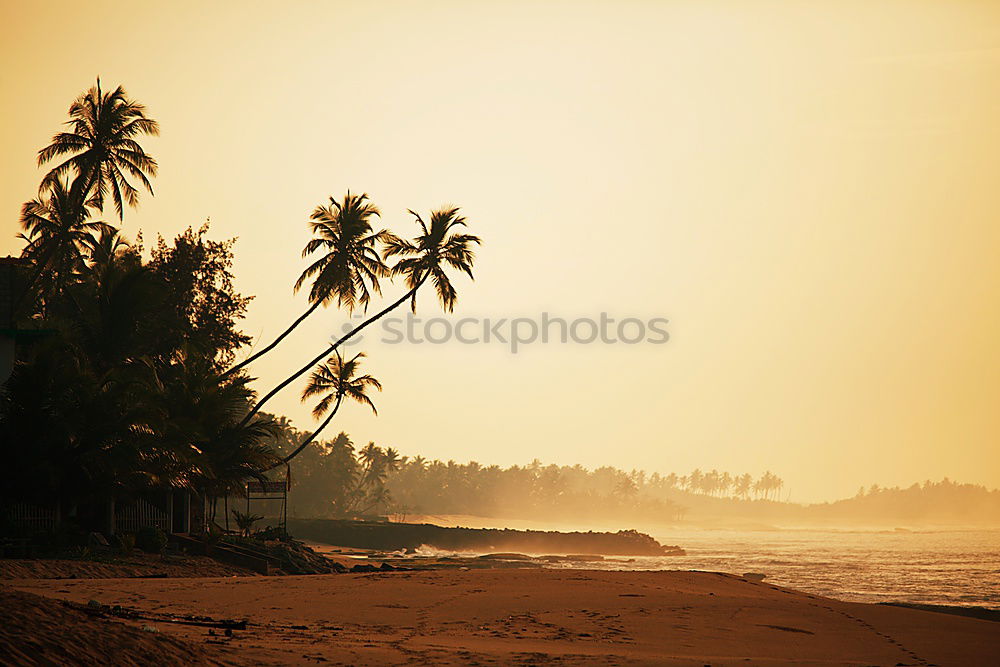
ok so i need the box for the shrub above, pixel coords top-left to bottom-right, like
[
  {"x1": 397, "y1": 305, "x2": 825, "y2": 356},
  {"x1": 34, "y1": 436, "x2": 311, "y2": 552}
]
[
  {"x1": 203, "y1": 523, "x2": 223, "y2": 546},
  {"x1": 116, "y1": 532, "x2": 136, "y2": 556},
  {"x1": 254, "y1": 525, "x2": 289, "y2": 541},
  {"x1": 231, "y1": 510, "x2": 263, "y2": 537},
  {"x1": 135, "y1": 526, "x2": 167, "y2": 554}
]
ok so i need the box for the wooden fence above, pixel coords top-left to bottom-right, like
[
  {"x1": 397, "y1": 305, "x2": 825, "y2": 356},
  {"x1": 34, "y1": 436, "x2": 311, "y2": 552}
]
[
  {"x1": 115, "y1": 498, "x2": 170, "y2": 534},
  {"x1": 4, "y1": 502, "x2": 58, "y2": 532}
]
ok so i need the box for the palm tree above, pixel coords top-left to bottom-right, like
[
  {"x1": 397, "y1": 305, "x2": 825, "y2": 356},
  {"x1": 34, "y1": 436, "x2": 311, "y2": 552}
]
[
  {"x1": 348, "y1": 443, "x2": 402, "y2": 515},
  {"x1": 735, "y1": 473, "x2": 752, "y2": 500},
  {"x1": 16, "y1": 178, "x2": 113, "y2": 312},
  {"x1": 382, "y1": 206, "x2": 481, "y2": 313},
  {"x1": 720, "y1": 472, "x2": 733, "y2": 498},
  {"x1": 64, "y1": 257, "x2": 167, "y2": 373},
  {"x1": 199, "y1": 412, "x2": 281, "y2": 526},
  {"x1": 157, "y1": 351, "x2": 280, "y2": 525},
  {"x1": 705, "y1": 469, "x2": 721, "y2": 496},
  {"x1": 383, "y1": 447, "x2": 401, "y2": 471},
  {"x1": 225, "y1": 192, "x2": 388, "y2": 377},
  {"x1": 244, "y1": 206, "x2": 481, "y2": 422},
  {"x1": 275, "y1": 352, "x2": 381, "y2": 466},
  {"x1": 83, "y1": 227, "x2": 133, "y2": 277},
  {"x1": 688, "y1": 469, "x2": 704, "y2": 494},
  {"x1": 38, "y1": 78, "x2": 159, "y2": 220}
]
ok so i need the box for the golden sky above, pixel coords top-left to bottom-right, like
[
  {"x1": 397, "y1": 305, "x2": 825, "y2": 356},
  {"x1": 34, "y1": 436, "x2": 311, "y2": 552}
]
[{"x1": 3, "y1": 0, "x2": 999, "y2": 501}]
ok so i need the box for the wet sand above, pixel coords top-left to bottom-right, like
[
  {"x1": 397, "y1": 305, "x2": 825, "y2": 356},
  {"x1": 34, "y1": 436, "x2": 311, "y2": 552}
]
[{"x1": 5, "y1": 569, "x2": 998, "y2": 666}]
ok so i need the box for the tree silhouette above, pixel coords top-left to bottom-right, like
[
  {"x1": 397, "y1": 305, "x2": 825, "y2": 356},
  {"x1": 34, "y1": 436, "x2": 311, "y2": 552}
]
[
  {"x1": 688, "y1": 469, "x2": 704, "y2": 493},
  {"x1": 383, "y1": 207, "x2": 482, "y2": 313},
  {"x1": 275, "y1": 351, "x2": 381, "y2": 466},
  {"x1": 349, "y1": 442, "x2": 402, "y2": 514},
  {"x1": 734, "y1": 473, "x2": 753, "y2": 500},
  {"x1": 5, "y1": 80, "x2": 497, "y2": 537},
  {"x1": 148, "y1": 225, "x2": 253, "y2": 368},
  {"x1": 16, "y1": 178, "x2": 112, "y2": 312},
  {"x1": 38, "y1": 78, "x2": 159, "y2": 220},
  {"x1": 225, "y1": 192, "x2": 389, "y2": 377},
  {"x1": 159, "y1": 350, "x2": 280, "y2": 522},
  {"x1": 82, "y1": 226, "x2": 132, "y2": 279},
  {"x1": 243, "y1": 206, "x2": 480, "y2": 422}
]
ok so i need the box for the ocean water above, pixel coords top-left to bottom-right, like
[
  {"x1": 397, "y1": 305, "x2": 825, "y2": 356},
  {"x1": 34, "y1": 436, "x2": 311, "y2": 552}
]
[
  {"x1": 320, "y1": 515, "x2": 1000, "y2": 609},
  {"x1": 562, "y1": 528, "x2": 1000, "y2": 610},
  {"x1": 364, "y1": 521, "x2": 1000, "y2": 610}
]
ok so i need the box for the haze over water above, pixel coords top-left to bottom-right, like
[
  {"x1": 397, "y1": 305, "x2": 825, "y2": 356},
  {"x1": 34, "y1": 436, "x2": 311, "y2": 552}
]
[
  {"x1": 639, "y1": 528, "x2": 1000, "y2": 609},
  {"x1": 389, "y1": 517, "x2": 1000, "y2": 609}
]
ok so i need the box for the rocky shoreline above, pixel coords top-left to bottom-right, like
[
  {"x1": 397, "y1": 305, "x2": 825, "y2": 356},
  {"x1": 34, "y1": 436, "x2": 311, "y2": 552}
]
[{"x1": 285, "y1": 518, "x2": 684, "y2": 556}]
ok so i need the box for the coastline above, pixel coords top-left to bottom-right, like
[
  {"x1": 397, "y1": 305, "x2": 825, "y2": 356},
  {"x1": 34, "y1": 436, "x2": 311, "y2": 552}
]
[
  {"x1": 285, "y1": 518, "x2": 683, "y2": 556},
  {"x1": 4, "y1": 568, "x2": 998, "y2": 666}
]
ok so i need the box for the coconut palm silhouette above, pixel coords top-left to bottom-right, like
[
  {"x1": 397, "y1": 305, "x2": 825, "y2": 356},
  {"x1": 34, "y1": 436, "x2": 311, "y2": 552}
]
[
  {"x1": 244, "y1": 206, "x2": 480, "y2": 422},
  {"x1": 37, "y1": 78, "x2": 159, "y2": 220},
  {"x1": 276, "y1": 351, "x2": 381, "y2": 465},
  {"x1": 225, "y1": 192, "x2": 389, "y2": 377},
  {"x1": 17, "y1": 178, "x2": 112, "y2": 308}
]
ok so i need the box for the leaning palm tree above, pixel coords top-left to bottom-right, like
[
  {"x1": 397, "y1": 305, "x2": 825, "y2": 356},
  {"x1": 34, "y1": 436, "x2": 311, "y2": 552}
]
[
  {"x1": 382, "y1": 206, "x2": 481, "y2": 313},
  {"x1": 16, "y1": 178, "x2": 113, "y2": 312},
  {"x1": 275, "y1": 351, "x2": 381, "y2": 466},
  {"x1": 243, "y1": 206, "x2": 480, "y2": 422},
  {"x1": 38, "y1": 78, "x2": 159, "y2": 220},
  {"x1": 224, "y1": 192, "x2": 389, "y2": 377}
]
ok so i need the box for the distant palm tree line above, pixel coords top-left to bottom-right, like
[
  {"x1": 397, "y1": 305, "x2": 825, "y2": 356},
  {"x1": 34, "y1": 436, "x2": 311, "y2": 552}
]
[
  {"x1": 242, "y1": 416, "x2": 1000, "y2": 524},
  {"x1": 258, "y1": 415, "x2": 786, "y2": 521},
  {"x1": 671, "y1": 469, "x2": 785, "y2": 501},
  {"x1": 1, "y1": 80, "x2": 481, "y2": 534},
  {"x1": 384, "y1": 461, "x2": 786, "y2": 515}
]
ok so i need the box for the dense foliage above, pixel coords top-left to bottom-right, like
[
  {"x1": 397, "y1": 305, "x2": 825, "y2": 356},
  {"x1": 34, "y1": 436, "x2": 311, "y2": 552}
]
[
  {"x1": 263, "y1": 422, "x2": 400, "y2": 518},
  {"x1": 2, "y1": 80, "x2": 481, "y2": 538},
  {"x1": 1, "y1": 223, "x2": 277, "y2": 512},
  {"x1": 1, "y1": 81, "x2": 276, "y2": 522}
]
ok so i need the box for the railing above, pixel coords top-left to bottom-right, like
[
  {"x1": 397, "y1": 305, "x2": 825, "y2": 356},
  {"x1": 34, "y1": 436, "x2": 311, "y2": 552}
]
[
  {"x1": 115, "y1": 498, "x2": 170, "y2": 534},
  {"x1": 247, "y1": 480, "x2": 288, "y2": 494},
  {"x1": 4, "y1": 502, "x2": 58, "y2": 532}
]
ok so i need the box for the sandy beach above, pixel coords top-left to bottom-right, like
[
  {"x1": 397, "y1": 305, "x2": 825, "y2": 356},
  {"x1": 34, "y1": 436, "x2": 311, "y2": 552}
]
[{"x1": 4, "y1": 568, "x2": 997, "y2": 666}]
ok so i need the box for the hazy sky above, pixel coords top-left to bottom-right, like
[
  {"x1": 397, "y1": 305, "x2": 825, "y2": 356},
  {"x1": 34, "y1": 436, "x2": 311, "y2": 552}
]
[{"x1": 3, "y1": 1, "x2": 999, "y2": 502}]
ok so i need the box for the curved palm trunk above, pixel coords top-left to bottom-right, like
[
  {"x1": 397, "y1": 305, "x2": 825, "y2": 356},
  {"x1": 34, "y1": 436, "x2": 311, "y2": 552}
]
[
  {"x1": 268, "y1": 394, "x2": 343, "y2": 469},
  {"x1": 242, "y1": 275, "x2": 427, "y2": 425},
  {"x1": 223, "y1": 301, "x2": 321, "y2": 378}
]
